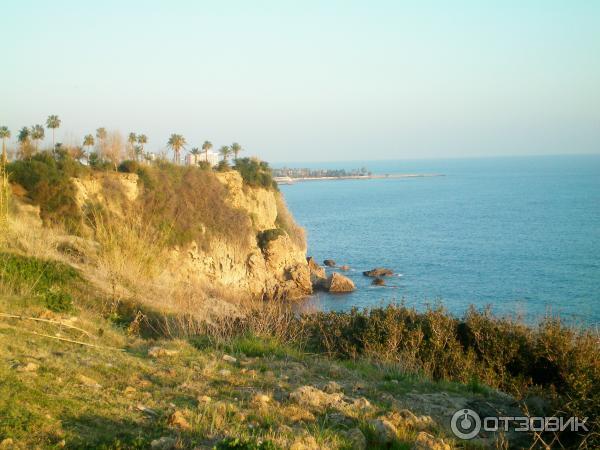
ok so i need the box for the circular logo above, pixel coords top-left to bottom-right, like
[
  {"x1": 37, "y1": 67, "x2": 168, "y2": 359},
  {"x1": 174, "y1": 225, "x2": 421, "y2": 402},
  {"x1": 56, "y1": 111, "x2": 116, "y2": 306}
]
[{"x1": 451, "y1": 408, "x2": 481, "y2": 439}]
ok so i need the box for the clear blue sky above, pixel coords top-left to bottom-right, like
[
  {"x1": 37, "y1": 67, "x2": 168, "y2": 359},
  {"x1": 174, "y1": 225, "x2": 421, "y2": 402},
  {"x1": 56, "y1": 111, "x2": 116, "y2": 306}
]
[{"x1": 2, "y1": 0, "x2": 599, "y2": 162}]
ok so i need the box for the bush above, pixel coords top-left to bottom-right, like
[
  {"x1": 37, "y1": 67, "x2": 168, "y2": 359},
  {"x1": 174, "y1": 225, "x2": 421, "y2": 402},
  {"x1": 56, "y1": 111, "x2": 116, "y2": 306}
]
[
  {"x1": 0, "y1": 252, "x2": 80, "y2": 312},
  {"x1": 0, "y1": 252, "x2": 80, "y2": 293},
  {"x1": 298, "y1": 304, "x2": 598, "y2": 447},
  {"x1": 7, "y1": 152, "x2": 86, "y2": 233},
  {"x1": 137, "y1": 163, "x2": 252, "y2": 249},
  {"x1": 234, "y1": 158, "x2": 277, "y2": 190},
  {"x1": 197, "y1": 161, "x2": 212, "y2": 171},
  {"x1": 43, "y1": 289, "x2": 74, "y2": 312},
  {"x1": 117, "y1": 160, "x2": 140, "y2": 173},
  {"x1": 256, "y1": 228, "x2": 285, "y2": 251},
  {"x1": 88, "y1": 152, "x2": 112, "y2": 171},
  {"x1": 216, "y1": 160, "x2": 231, "y2": 172}
]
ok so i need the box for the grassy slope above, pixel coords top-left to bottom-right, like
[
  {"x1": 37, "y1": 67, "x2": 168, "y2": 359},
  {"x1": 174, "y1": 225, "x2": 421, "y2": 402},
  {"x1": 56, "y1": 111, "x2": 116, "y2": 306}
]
[{"x1": 0, "y1": 253, "x2": 498, "y2": 450}]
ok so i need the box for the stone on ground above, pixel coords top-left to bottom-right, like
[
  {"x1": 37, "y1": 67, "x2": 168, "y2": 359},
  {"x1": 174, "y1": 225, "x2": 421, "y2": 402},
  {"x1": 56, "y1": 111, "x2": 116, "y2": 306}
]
[
  {"x1": 369, "y1": 418, "x2": 398, "y2": 444},
  {"x1": 412, "y1": 431, "x2": 451, "y2": 450}
]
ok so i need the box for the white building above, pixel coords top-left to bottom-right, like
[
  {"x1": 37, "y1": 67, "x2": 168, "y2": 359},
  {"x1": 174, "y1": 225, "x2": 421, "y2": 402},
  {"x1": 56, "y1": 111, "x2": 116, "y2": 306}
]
[{"x1": 186, "y1": 151, "x2": 219, "y2": 167}]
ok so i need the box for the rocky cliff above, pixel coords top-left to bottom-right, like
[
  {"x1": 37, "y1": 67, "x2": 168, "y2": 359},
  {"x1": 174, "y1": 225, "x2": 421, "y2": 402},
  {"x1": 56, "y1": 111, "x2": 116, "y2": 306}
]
[{"x1": 72, "y1": 169, "x2": 312, "y2": 301}]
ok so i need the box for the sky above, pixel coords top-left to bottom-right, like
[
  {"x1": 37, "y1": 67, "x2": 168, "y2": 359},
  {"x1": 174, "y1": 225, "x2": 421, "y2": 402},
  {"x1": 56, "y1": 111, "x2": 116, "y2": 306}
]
[{"x1": 1, "y1": 0, "x2": 599, "y2": 162}]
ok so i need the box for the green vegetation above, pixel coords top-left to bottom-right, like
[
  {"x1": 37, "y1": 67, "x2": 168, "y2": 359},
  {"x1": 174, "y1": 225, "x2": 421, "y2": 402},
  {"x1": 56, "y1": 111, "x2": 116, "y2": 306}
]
[
  {"x1": 0, "y1": 245, "x2": 597, "y2": 448},
  {"x1": 167, "y1": 133, "x2": 186, "y2": 164},
  {"x1": 256, "y1": 229, "x2": 285, "y2": 252},
  {"x1": 46, "y1": 114, "x2": 61, "y2": 150},
  {"x1": 7, "y1": 151, "x2": 87, "y2": 233},
  {"x1": 0, "y1": 252, "x2": 80, "y2": 313},
  {"x1": 234, "y1": 158, "x2": 278, "y2": 190},
  {"x1": 0, "y1": 258, "x2": 470, "y2": 449},
  {"x1": 137, "y1": 163, "x2": 252, "y2": 249}
]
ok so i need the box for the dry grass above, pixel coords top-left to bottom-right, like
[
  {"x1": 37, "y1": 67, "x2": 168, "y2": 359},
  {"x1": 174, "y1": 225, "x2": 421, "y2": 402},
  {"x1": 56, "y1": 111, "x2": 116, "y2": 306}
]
[
  {"x1": 275, "y1": 192, "x2": 306, "y2": 249},
  {"x1": 0, "y1": 162, "x2": 9, "y2": 244}
]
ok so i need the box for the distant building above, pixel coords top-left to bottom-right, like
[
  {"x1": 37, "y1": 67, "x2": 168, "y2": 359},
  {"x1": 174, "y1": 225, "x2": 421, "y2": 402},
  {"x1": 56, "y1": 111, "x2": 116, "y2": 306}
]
[
  {"x1": 144, "y1": 152, "x2": 157, "y2": 162},
  {"x1": 186, "y1": 151, "x2": 219, "y2": 167}
]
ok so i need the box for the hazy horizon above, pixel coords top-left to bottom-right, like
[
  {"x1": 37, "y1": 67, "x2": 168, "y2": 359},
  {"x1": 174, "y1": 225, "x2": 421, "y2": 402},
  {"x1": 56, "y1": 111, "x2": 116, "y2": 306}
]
[{"x1": 2, "y1": 1, "x2": 599, "y2": 162}]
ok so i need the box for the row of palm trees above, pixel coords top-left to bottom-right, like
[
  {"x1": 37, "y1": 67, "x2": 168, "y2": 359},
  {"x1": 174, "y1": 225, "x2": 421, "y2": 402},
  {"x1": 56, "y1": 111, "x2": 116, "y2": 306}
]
[
  {"x1": 0, "y1": 117, "x2": 245, "y2": 167},
  {"x1": 167, "y1": 135, "x2": 243, "y2": 165},
  {"x1": 0, "y1": 115, "x2": 61, "y2": 162}
]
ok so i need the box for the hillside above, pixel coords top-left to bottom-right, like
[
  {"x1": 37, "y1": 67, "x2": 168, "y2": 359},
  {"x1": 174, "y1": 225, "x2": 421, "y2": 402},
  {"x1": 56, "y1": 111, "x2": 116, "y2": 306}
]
[{"x1": 0, "y1": 154, "x2": 598, "y2": 449}]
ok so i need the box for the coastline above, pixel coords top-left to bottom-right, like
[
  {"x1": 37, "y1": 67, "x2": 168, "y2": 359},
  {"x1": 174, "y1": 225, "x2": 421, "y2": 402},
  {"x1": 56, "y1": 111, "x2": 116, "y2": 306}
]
[{"x1": 275, "y1": 173, "x2": 444, "y2": 184}]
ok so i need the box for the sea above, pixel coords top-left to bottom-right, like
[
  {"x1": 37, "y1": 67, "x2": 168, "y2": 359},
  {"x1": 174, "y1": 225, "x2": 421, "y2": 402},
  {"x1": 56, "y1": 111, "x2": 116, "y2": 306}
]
[{"x1": 278, "y1": 154, "x2": 600, "y2": 326}]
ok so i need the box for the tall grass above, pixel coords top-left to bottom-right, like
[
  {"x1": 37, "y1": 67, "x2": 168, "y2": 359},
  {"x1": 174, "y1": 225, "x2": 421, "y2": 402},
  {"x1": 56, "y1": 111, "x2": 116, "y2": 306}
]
[{"x1": 0, "y1": 159, "x2": 9, "y2": 244}]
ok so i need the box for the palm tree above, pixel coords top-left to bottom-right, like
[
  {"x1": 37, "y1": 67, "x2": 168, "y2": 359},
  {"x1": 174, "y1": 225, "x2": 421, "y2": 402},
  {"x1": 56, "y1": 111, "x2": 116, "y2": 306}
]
[
  {"x1": 31, "y1": 124, "x2": 45, "y2": 152},
  {"x1": 167, "y1": 134, "x2": 186, "y2": 164},
  {"x1": 17, "y1": 127, "x2": 32, "y2": 159},
  {"x1": 0, "y1": 127, "x2": 10, "y2": 165},
  {"x1": 189, "y1": 147, "x2": 200, "y2": 165},
  {"x1": 219, "y1": 145, "x2": 231, "y2": 162},
  {"x1": 202, "y1": 140, "x2": 213, "y2": 163},
  {"x1": 231, "y1": 142, "x2": 242, "y2": 161},
  {"x1": 134, "y1": 145, "x2": 144, "y2": 161},
  {"x1": 137, "y1": 134, "x2": 148, "y2": 154},
  {"x1": 96, "y1": 127, "x2": 107, "y2": 156},
  {"x1": 128, "y1": 132, "x2": 137, "y2": 159},
  {"x1": 83, "y1": 134, "x2": 94, "y2": 150},
  {"x1": 46, "y1": 115, "x2": 61, "y2": 150}
]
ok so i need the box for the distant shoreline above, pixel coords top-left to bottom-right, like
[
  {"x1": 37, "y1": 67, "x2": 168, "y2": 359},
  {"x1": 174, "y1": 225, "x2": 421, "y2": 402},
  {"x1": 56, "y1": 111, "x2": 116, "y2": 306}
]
[{"x1": 275, "y1": 173, "x2": 445, "y2": 184}]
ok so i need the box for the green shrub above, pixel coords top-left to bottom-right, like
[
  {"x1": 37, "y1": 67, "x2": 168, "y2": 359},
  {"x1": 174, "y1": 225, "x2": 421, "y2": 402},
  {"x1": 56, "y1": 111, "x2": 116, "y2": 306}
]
[
  {"x1": 216, "y1": 160, "x2": 231, "y2": 172},
  {"x1": 197, "y1": 161, "x2": 212, "y2": 171},
  {"x1": 0, "y1": 252, "x2": 80, "y2": 312},
  {"x1": 117, "y1": 160, "x2": 140, "y2": 173},
  {"x1": 256, "y1": 228, "x2": 285, "y2": 251},
  {"x1": 0, "y1": 252, "x2": 80, "y2": 293},
  {"x1": 7, "y1": 152, "x2": 85, "y2": 233},
  {"x1": 88, "y1": 152, "x2": 112, "y2": 171},
  {"x1": 234, "y1": 158, "x2": 277, "y2": 190},
  {"x1": 298, "y1": 304, "x2": 599, "y2": 447},
  {"x1": 43, "y1": 289, "x2": 74, "y2": 312}
]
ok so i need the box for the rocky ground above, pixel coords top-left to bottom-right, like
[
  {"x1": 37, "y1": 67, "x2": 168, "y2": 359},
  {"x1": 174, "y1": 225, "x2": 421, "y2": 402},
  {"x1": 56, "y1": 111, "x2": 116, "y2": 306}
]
[{"x1": 0, "y1": 291, "x2": 528, "y2": 449}]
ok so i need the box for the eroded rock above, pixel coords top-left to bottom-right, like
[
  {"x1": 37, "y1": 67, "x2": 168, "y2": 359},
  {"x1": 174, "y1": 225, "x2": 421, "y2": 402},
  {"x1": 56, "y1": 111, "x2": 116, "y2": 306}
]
[
  {"x1": 326, "y1": 272, "x2": 355, "y2": 293},
  {"x1": 363, "y1": 267, "x2": 394, "y2": 277}
]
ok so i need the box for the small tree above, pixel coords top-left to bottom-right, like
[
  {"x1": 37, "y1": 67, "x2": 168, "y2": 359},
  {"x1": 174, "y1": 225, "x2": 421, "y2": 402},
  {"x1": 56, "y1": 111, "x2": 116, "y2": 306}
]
[
  {"x1": 137, "y1": 134, "x2": 148, "y2": 155},
  {"x1": 231, "y1": 142, "x2": 242, "y2": 161},
  {"x1": 202, "y1": 140, "x2": 213, "y2": 163},
  {"x1": 96, "y1": 127, "x2": 107, "y2": 157},
  {"x1": 46, "y1": 115, "x2": 61, "y2": 150},
  {"x1": 31, "y1": 124, "x2": 45, "y2": 152},
  {"x1": 104, "y1": 131, "x2": 125, "y2": 170},
  {"x1": 83, "y1": 134, "x2": 95, "y2": 156},
  {"x1": 167, "y1": 134, "x2": 186, "y2": 164},
  {"x1": 190, "y1": 147, "x2": 201, "y2": 164},
  {"x1": 17, "y1": 127, "x2": 33, "y2": 159},
  {"x1": 219, "y1": 145, "x2": 231, "y2": 162},
  {"x1": 0, "y1": 126, "x2": 10, "y2": 165},
  {"x1": 128, "y1": 132, "x2": 137, "y2": 159}
]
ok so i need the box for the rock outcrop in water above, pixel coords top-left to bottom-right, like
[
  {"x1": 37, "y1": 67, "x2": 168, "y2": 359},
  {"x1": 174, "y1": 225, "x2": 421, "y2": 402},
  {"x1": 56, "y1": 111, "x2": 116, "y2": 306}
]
[{"x1": 363, "y1": 267, "x2": 394, "y2": 277}]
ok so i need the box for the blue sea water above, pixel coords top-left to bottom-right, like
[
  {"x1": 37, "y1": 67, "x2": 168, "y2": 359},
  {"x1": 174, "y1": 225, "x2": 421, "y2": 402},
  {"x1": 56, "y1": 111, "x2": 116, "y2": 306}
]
[{"x1": 278, "y1": 155, "x2": 600, "y2": 326}]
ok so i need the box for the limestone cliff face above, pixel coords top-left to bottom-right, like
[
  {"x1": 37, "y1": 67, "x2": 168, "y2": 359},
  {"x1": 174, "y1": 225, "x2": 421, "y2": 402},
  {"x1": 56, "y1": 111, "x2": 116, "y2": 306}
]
[
  {"x1": 73, "y1": 170, "x2": 312, "y2": 301},
  {"x1": 172, "y1": 171, "x2": 311, "y2": 300}
]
